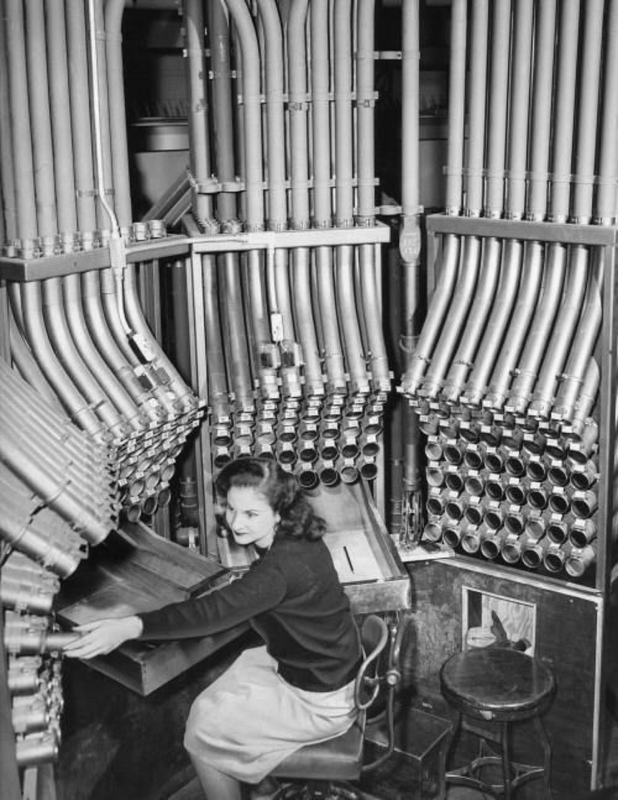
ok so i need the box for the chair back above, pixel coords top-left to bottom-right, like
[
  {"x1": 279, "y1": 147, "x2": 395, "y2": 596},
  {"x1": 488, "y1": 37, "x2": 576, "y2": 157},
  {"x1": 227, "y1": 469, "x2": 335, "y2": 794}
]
[{"x1": 356, "y1": 613, "x2": 406, "y2": 773}]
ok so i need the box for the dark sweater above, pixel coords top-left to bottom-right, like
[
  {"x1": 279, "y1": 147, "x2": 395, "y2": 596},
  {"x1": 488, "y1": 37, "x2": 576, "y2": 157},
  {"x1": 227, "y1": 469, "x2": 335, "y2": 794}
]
[{"x1": 138, "y1": 535, "x2": 362, "y2": 691}]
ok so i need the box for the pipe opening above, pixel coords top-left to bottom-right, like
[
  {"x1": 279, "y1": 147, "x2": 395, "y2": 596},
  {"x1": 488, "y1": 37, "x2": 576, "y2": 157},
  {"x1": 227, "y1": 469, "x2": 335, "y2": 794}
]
[
  {"x1": 464, "y1": 506, "x2": 483, "y2": 526},
  {"x1": 423, "y1": 522, "x2": 443, "y2": 543},
  {"x1": 443, "y1": 445, "x2": 463, "y2": 465},
  {"x1": 547, "y1": 523, "x2": 568, "y2": 545},
  {"x1": 504, "y1": 515, "x2": 524, "y2": 536},
  {"x1": 484, "y1": 509, "x2": 503, "y2": 531},
  {"x1": 445, "y1": 472, "x2": 464, "y2": 493},
  {"x1": 526, "y1": 460, "x2": 547, "y2": 482},
  {"x1": 548, "y1": 493, "x2": 570, "y2": 515},
  {"x1": 521, "y1": 547, "x2": 542, "y2": 569},
  {"x1": 427, "y1": 467, "x2": 445, "y2": 488},
  {"x1": 443, "y1": 527, "x2": 461, "y2": 548},
  {"x1": 486, "y1": 481, "x2": 504, "y2": 502},
  {"x1": 463, "y1": 449, "x2": 483, "y2": 470},
  {"x1": 426, "y1": 495, "x2": 445, "y2": 516},
  {"x1": 505, "y1": 484, "x2": 525, "y2": 506},
  {"x1": 483, "y1": 450, "x2": 505, "y2": 473},
  {"x1": 505, "y1": 456, "x2": 525, "y2": 477}
]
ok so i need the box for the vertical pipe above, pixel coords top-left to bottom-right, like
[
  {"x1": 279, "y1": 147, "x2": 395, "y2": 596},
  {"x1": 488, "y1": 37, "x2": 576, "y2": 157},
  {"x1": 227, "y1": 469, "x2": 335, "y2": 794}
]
[
  {"x1": 398, "y1": 0, "x2": 422, "y2": 496},
  {"x1": 66, "y1": 0, "x2": 98, "y2": 233},
  {"x1": 45, "y1": 0, "x2": 77, "y2": 235},
  {"x1": 484, "y1": 0, "x2": 511, "y2": 218},
  {"x1": 464, "y1": 0, "x2": 489, "y2": 217},
  {"x1": 444, "y1": 0, "x2": 467, "y2": 216},
  {"x1": 0, "y1": 3, "x2": 17, "y2": 242},
  {"x1": 5, "y1": 0, "x2": 38, "y2": 240},
  {"x1": 103, "y1": 0, "x2": 133, "y2": 227},
  {"x1": 25, "y1": 0, "x2": 57, "y2": 238},
  {"x1": 570, "y1": 0, "x2": 604, "y2": 225},
  {"x1": 549, "y1": 0, "x2": 581, "y2": 223},
  {"x1": 595, "y1": 0, "x2": 618, "y2": 225},
  {"x1": 183, "y1": 0, "x2": 213, "y2": 224},
  {"x1": 504, "y1": 0, "x2": 534, "y2": 220}
]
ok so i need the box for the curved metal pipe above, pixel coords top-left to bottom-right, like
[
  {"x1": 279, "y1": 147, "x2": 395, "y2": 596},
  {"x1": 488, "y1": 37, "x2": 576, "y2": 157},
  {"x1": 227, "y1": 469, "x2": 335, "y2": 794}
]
[
  {"x1": 42, "y1": 277, "x2": 126, "y2": 435},
  {"x1": 20, "y1": 282, "x2": 104, "y2": 439},
  {"x1": 554, "y1": 252, "x2": 603, "y2": 421},
  {"x1": 63, "y1": 273, "x2": 143, "y2": 429},
  {"x1": 507, "y1": 243, "x2": 567, "y2": 414},
  {"x1": 123, "y1": 264, "x2": 196, "y2": 409},
  {"x1": 529, "y1": 245, "x2": 590, "y2": 418},
  {"x1": 419, "y1": 237, "x2": 481, "y2": 400},
  {"x1": 484, "y1": 240, "x2": 543, "y2": 411},
  {"x1": 221, "y1": 252, "x2": 254, "y2": 412},
  {"x1": 81, "y1": 271, "x2": 163, "y2": 422},
  {"x1": 8, "y1": 304, "x2": 61, "y2": 410},
  {"x1": 402, "y1": 234, "x2": 460, "y2": 396},
  {"x1": 442, "y1": 236, "x2": 500, "y2": 404},
  {"x1": 461, "y1": 240, "x2": 522, "y2": 407}
]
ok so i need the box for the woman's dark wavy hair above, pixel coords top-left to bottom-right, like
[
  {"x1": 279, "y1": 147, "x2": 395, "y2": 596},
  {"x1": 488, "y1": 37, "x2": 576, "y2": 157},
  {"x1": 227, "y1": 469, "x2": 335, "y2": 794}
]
[{"x1": 214, "y1": 457, "x2": 326, "y2": 541}]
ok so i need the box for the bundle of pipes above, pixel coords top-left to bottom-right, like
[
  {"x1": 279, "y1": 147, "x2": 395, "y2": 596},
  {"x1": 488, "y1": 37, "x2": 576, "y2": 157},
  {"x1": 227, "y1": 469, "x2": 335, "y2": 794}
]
[
  {"x1": 400, "y1": 0, "x2": 618, "y2": 579},
  {"x1": 0, "y1": 360, "x2": 119, "y2": 768},
  {"x1": 181, "y1": 0, "x2": 391, "y2": 488},
  {"x1": 2, "y1": 551, "x2": 72, "y2": 769},
  {"x1": 0, "y1": 0, "x2": 204, "y2": 521}
]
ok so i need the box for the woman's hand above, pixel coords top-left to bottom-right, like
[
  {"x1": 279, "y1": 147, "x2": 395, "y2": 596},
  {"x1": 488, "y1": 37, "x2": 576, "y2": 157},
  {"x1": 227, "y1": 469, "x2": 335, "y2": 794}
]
[{"x1": 62, "y1": 616, "x2": 143, "y2": 659}]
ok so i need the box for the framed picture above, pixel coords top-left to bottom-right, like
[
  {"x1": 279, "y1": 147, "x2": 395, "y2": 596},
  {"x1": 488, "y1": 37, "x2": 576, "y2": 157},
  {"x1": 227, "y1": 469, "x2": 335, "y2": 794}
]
[{"x1": 462, "y1": 586, "x2": 536, "y2": 654}]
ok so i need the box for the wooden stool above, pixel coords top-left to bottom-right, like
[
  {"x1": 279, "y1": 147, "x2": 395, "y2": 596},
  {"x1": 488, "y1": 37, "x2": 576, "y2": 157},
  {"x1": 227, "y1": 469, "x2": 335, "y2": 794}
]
[{"x1": 440, "y1": 647, "x2": 555, "y2": 799}]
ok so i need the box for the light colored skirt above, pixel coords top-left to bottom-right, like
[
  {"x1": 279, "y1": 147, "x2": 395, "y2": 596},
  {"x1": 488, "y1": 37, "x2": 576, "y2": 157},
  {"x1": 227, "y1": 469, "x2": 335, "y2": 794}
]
[{"x1": 184, "y1": 645, "x2": 358, "y2": 784}]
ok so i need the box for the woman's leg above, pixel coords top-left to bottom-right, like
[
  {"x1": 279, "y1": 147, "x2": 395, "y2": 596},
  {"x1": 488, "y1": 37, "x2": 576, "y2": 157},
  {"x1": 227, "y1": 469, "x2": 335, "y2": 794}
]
[{"x1": 189, "y1": 755, "x2": 243, "y2": 800}]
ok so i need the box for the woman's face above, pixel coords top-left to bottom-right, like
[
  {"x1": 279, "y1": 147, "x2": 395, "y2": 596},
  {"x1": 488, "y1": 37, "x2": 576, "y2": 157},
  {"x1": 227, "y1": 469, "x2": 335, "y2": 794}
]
[{"x1": 224, "y1": 486, "x2": 280, "y2": 550}]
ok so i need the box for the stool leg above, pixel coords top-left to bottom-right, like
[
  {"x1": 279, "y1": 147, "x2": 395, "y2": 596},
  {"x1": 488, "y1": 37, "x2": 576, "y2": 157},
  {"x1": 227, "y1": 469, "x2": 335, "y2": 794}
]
[
  {"x1": 532, "y1": 713, "x2": 553, "y2": 799},
  {"x1": 500, "y1": 721, "x2": 513, "y2": 800}
]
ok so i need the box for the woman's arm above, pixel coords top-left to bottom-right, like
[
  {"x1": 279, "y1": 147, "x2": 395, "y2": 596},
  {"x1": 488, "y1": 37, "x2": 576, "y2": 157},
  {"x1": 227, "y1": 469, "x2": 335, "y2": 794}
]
[{"x1": 63, "y1": 616, "x2": 143, "y2": 659}]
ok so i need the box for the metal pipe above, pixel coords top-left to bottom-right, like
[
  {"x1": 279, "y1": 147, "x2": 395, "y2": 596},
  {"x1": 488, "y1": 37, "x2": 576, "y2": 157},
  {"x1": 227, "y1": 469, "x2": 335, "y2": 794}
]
[
  {"x1": 548, "y1": 0, "x2": 580, "y2": 222},
  {"x1": 444, "y1": 0, "x2": 467, "y2": 215},
  {"x1": 5, "y1": 0, "x2": 38, "y2": 240},
  {"x1": 402, "y1": 235, "x2": 460, "y2": 396},
  {"x1": 464, "y1": 0, "x2": 488, "y2": 217},
  {"x1": 483, "y1": 0, "x2": 511, "y2": 217},
  {"x1": 0, "y1": 3, "x2": 17, "y2": 241},
  {"x1": 484, "y1": 239, "x2": 543, "y2": 411},
  {"x1": 66, "y1": 0, "x2": 98, "y2": 232},
  {"x1": 553, "y1": 252, "x2": 603, "y2": 421},
  {"x1": 571, "y1": 0, "x2": 605, "y2": 225},
  {"x1": 595, "y1": 0, "x2": 618, "y2": 224},
  {"x1": 419, "y1": 237, "x2": 481, "y2": 400},
  {"x1": 183, "y1": 0, "x2": 212, "y2": 224},
  {"x1": 529, "y1": 245, "x2": 590, "y2": 418},
  {"x1": 20, "y1": 282, "x2": 105, "y2": 439},
  {"x1": 504, "y1": 0, "x2": 533, "y2": 220},
  {"x1": 442, "y1": 237, "x2": 499, "y2": 404}
]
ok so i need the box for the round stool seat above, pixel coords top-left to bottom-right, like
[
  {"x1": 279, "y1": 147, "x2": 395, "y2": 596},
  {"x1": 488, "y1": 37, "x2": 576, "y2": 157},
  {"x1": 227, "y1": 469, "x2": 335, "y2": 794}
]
[{"x1": 440, "y1": 647, "x2": 555, "y2": 723}]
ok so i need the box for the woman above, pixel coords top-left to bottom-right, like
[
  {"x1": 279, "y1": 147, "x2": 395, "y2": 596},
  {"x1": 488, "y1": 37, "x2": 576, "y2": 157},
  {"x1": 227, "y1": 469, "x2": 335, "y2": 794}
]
[{"x1": 64, "y1": 457, "x2": 362, "y2": 800}]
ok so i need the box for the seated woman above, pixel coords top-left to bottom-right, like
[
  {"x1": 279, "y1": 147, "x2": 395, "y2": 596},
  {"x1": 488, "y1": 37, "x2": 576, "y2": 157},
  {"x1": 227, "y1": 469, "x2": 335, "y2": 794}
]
[{"x1": 64, "y1": 457, "x2": 362, "y2": 800}]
